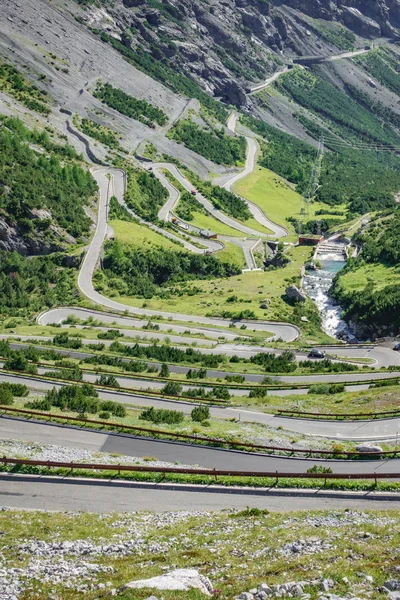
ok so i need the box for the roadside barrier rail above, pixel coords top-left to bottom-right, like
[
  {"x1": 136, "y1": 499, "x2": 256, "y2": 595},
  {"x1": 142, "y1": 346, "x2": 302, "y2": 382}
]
[
  {"x1": 0, "y1": 369, "x2": 229, "y2": 406},
  {"x1": 0, "y1": 456, "x2": 398, "y2": 483},
  {"x1": 2, "y1": 405, "x2": 400, "y2": 459},
  {"x1": 278, "y1": 408, "x2": 400, "y2": 420}
]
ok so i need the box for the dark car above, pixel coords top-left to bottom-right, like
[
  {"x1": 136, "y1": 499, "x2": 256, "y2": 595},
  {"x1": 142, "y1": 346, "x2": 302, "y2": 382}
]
[
  {"x1": 394, "y1": 343, "x2": 400, "y2": 351},
  {"x1": 308, "y1": 348, "x2": 326, "y2": 359}
]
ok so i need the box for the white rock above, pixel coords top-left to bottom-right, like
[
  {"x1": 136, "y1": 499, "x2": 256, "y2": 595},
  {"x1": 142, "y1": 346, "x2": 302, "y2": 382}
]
[{"x1": 122, "y1": 568, "x2": 213, "y2": 595}]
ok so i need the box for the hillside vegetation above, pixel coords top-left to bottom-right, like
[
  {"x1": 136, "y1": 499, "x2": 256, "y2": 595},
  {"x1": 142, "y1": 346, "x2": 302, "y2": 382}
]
[
  {"x1": 0, "y1": 116, "x2": 96, "y2": 242},
  {"x1": 333, "y1": 210, "x2": 400, "y2": 336},
  {"x1": 168, "y1": 120, "x2": 247, "y2": 166}
]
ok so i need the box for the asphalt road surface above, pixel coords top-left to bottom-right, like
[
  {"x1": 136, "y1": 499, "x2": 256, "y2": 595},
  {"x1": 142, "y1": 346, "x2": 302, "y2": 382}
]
[
  {"x1": 3, "y1": 418, "x2": 400, "y2": 474},
  {"x1": 1, "y1": 475, "x2": 399, "y2": 512}
]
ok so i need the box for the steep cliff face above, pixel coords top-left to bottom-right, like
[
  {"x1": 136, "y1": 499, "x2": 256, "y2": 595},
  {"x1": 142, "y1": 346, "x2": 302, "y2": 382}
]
[
  {"x1": 86, "y1": 0, "x2": 399, "y2": 106},
  {"x1": 280, "y1": 0, "x2": 400, "y2": 36}
]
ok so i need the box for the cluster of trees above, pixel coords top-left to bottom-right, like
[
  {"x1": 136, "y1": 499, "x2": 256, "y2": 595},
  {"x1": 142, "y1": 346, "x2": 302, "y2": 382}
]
[
  {"x1": 0, "y1": 382, "x2": 28, "y2": 405},
  {"x1": 277, "y1": 69, "x2": 400, "y2": 147},
  {"x1": 139, "y1": 404, "x2": 210, "y2": 425},
  {"x1": 298, "y1": 359, "x2": 357, "y2": 373},
  {"x1": 169, "y1": 120, "x2": 246, "y2": 166},
  {"x1": 0, "y1": 118, "x2": 96, "y2": 239},
  {"x1": 1, "y1": 116, "x2": 82, "y2": 160},
  {"x1": 250, "y1": 351, "x2": 297, "y2": 373},
  {"x1": 0, "y1": 253, "x2": 78, "y2": 317},
  {"x1": 108, "y1": 196, "x2": 134, "y2": 222},
  {"x1": 175, "y1": 191, "x2": 205, "y2": 221},
  {"x1": 201, "y1": 182, "x2": 251, "y2": 221},
  {"x1": 357, "y1": 48, "x2": 400, "y2": 96},
  {"x1": 102, "y1": 240, "x2": 241, "y2": 298},
  {"x1": 242, "y1": 115, "x2": 315, "y2": 189},
  {"x1": 29, "y1": 385, "x2": 127, "y2": 417},
  {"x1": 78, "y1": 118, "x2": 123, "y2": 150},
  {"x1": 124, "y1": 167, "x2": 168, "y2": 222},
  {"x1": 93, "y1": 82, "x2": 168, "y2": 127},
  {"x1": 108, "y1": 340, "x2": 226, "y2": 368},
  {"x1": 98, "y1": 33, "x2": 227, "y2": 123},
  {"x1": 333, "y1": 211, "x2": 400, "y2": 333},
  {"x1": 0, "y1": 60, "x2": 49, "y2": 114}
]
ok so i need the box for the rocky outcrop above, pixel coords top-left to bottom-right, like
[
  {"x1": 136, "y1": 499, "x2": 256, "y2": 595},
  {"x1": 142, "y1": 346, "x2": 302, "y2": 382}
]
[
  {"x1": 286, "y1": 285, "x2": 307, "y2": 302},
  {"x1": 82, "y1": 0, "x2": 399, "y2": 108},
  {"x1": 0, "y1": 216, "x2": 63, "y2": 256}
]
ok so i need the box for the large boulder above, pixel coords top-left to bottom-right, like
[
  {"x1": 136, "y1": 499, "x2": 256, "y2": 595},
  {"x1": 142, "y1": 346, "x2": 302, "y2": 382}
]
[
  {"x1": 355, "y1": 444, "x2": 383, "y2": 454},
  {"x1": 286, "y1": 285, "x2": 307, "y2": 303},
  {"x1": 122, "y1": 568, "x2": 213, "y2": 596}
]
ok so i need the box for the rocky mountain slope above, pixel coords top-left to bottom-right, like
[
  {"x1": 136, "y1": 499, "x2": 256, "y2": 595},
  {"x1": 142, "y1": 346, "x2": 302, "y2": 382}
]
[{"x1": 84, "y1": 0, "x2": 400, "y2": 105}]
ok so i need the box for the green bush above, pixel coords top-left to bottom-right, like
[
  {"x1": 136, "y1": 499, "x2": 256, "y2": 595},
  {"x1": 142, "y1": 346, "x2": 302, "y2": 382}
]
[
  {"x1": 139, "y1": 406, "x2": 184, "y2": 424},
  {"x1": 96, "y1": 374, "x2": 120, "y2": 388},
  {"x1": 308, "y1": 383, "x2": 345, "y2": 395},
  {"x1": 25, "y1": 398, "x2": 51, "y2": 411},
  {"x1": 98, "y1": 411, "x2": 111, "y2": 420},
  {"x1": 248, "y1": 387, "x2": 268, "y2": 398},
  {"x1": 191, "y1": 405, "x2": 211, "y2": 422},
  {"x1": 162, "y1": 381, "x2": 182, "y2": 396},
  {"x1": 0, "y1": 383, "x2": 14, "y2": 405}
]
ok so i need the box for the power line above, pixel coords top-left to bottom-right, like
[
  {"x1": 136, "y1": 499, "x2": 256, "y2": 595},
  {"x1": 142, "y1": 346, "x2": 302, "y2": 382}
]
[{"x1": 302, "y1": 136, "x2": 324, "y2": 219}]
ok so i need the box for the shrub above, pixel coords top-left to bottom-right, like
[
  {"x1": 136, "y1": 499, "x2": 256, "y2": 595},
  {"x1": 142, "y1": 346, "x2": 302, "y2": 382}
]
[
  {"x1": 99, "y1": 400, "x2": 127, "y2": 417},
  {"x1": 248, "y1": 387, "x2": 268, "y2": 398},
  {"x1": 160, "y1": 363, "x2": 170, "y2": 378},
  {"x1": 25, "y1": 398, "x2": 51, "y2": 411},
  {"x1": 191, "y1": 405, "x2": 211, "y2": 422},
  {"x1": 0, "y1": 383, "x2": 13, "y2": 405},
  {"x1": 9, "y1": 383, "x2": 28, "y2": 397},
  {"x1": 98, "y1": 411, "x2": 111, "y2": 420},
  {"x1": 139, "y1": 406, "x2": 184, "y2": 424},
  {"x1": 96, "y1": 374, "x2": 120, "y2": 388},
  {"x1": 162, "y1": 381, "x2": 182, "y2": 396},
  {"x1": 308, "y1": 383, "x2": 345, "y2": 395},
  {"x1": 212, "y1": 386, "x2": 230, "y2": 400}
]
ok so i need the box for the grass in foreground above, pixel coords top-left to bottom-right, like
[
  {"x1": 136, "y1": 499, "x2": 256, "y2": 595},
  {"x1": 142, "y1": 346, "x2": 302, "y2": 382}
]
[{"x1": 0, "y1": 508, "x2": 399, "y2": 599}]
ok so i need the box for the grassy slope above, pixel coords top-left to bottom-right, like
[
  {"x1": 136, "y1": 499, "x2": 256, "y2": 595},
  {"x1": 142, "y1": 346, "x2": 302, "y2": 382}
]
[
  {"x1": 188, "y1": 211, "x2": 243, "y2": 236},
  {"x1": 1, "y1": 509, "x2": 399, "y2": 600},
  {"x1": 337, "y1": 263, "x2": 400, "y2": 295},
  {"x1": 113, "y1": 245, "x2": 314, "y2": 322},
  {"x1": 110, "y1": 220, "x2": 181, "y2": 250},
  {"x1": 234, "y1": 166, "x2": 346, "y2": 239}
]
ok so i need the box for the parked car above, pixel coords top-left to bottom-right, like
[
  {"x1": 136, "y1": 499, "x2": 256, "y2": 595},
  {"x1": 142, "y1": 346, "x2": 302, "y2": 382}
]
[
  {"x1": 394, "y1": 343, "x2": 400, "y2": 351},
  {"x1": 308, "y1": 348, "x2": 326, "y2": 359},
  {"x1": 191, "y1": 190, "x2": 197, "y2": 195}
]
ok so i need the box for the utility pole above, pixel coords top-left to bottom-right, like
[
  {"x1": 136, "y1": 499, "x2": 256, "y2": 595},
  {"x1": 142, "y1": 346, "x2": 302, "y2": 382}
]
[{"x1": 301, "y1": 136, "x2": 325, "y2": 221}]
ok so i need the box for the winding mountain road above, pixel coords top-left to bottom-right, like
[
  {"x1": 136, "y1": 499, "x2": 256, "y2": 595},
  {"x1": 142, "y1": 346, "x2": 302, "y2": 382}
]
[{"x1": 73, "y1": 167, "x2": 300, "y2": 341}]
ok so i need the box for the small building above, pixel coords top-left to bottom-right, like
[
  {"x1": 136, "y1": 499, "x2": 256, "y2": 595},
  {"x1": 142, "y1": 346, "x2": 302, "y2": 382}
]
[
  {"x1": 200, "y1": 229, "x2": 217, "y2": 239},
  {"x1": 298, "y1": 235, "x2": 324, "y2": 246}
]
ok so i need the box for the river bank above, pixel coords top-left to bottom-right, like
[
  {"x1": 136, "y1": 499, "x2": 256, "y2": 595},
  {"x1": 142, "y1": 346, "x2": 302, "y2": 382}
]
[{"x1": 303, "y1": 240, "x2": 355, "y2": 341}]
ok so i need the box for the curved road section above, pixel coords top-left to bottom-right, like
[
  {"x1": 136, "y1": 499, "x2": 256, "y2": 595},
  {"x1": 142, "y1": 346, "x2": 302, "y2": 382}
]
[{"x1": 78, "y1": 167, "x2": 300, "y2": 341}]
